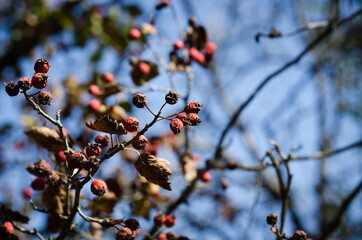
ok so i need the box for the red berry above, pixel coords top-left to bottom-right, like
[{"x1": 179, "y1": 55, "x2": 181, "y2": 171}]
[
  {"x1": 156, "y1": 0, "x2": 170, "y2": 10},
  {"x1": 5, "y1": 81, "x2": 19, "y2": 96},
  {"x1": 153, "y1": 213, "x2": 165, "y2": 227},
  {"x1": 158, "y1": 233, "x2": 167, "y2": 240},
  {"x1": 170, "y1": 118, "x2": 183, "y2": 134},
  {"x1": 69, "y1": 152, "x2": 88, "y2": 168},
  {"x1": 34, "y1": 58, "x2": 50, "y2": 73},
  {"x1": 95, "y1": 135, "x2": 110, "y2": 148},
  {"x1": 31, "y1": 177, "x2": 47, "y2": 191},
  {"x1": 1, "y1": 221, "x2": 14, "y2": 235},
  {"x1": 187, "y1": 113, "x2": 201, "y2": 126},
  {"x1": 173, "y1": 40, "x2": 184, "y2": 50},
  {"x1": 55, "y1": 151, "x2": 67, "y2": 163},
  {"x1": 145, "y1": 143, "x2": 159, "y2": 156},
  {"x1": 85, "y1": 142, "x2": 102, "y2": 157},
  {"x1": 132, "y1": 135, "x2": 148, "y2": 150},
  {"x1": 32, "y1": 73, "x2": 48, "y2": 89},
  {"x1": 139, "y1": 62, "x2": 150, "y2": 74},
  {"x1": 176, "y1": 112, "x2": 189, "y2": 124},
  {"x1": 124, "y1": 116, "x2": 140, "y2": 132},
  {"x1": 88, "y1": 99, "x2": 101, "y2": 112},
  {"x1": 293, "y1": 230, "x2": 307, "y2": 240},
  {"x1": 23, "y1": 187, "x2": 33, "y2": 198},
  {"x1": 34, "y1": 159, "x2": 52, "y2": 177},
  {"x1": 116, "y1": 227, "x2": 134, "y2": 240},
  {"x1": 189, "y1": 47, "x2": 205, "y2": 64},
  {"x1": 18, "y1": 77, "x2": 32, "y2": 91},
  {"x1": 128, "y1": 28, "x2": 141, "y2": 40},
  {"x1": 89, "y1": 84, "x2": 100, "y2": 96},
  {"x1": 205, "y1": 42, "x2": 217, "y2": 55},
  {"x1": 199, "y1": 171, "x2": 211, "y2": 182},
  {"x1": 91, "y1": 179, "x2": 107, "y2": 196},
  {"x1": 164, "y1": 215, "x2": 176, "y2": 228},
  {"x1": 184, "y1": 101, "x2": 202, "y2": 114},
  {"x1": 132, "y1": 93, "x2": 147, "y2": 108},
  {"x1": 38, "y1": 91, "x2": 53, "y2": 105},
  {"x1": 47, "y1": 173, "x2": 62, "y2": 187},
  {"x1": 101, "y1": 72, "x2": 114, "y2": 83}
]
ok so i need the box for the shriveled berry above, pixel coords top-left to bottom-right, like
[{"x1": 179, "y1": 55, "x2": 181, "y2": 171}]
[
  {"x1": 38, "y1": 91, "x2": 52, "y2": 105},
  {"x1": 199, "y1": 171, "x2": 211, "y2": 182},
  {"x1": 31, "y1": 177, "x2": 47, "y2": 191},
  {"x1": 293, "y1": 230, "x2": 307, "y2": 240},
  {"x1": 48, "y1": 173, "x2": 62, "y2": 187},
  {"x1": 85, "y1": 156, "x2": 100, "y2": 170},
  {"x1": 101, "y1": 72, "x2": 114, "y2": 83},
  {"x1": 18, "y1": 77, "x2": 32, "y2": 91},
  {"x1": 132, "y1": 93, "x2": 146, "y2": 108},
  {"x1": 5, "y1": 81, "x2": 19, "y2": 96},
  {"x1": 189, "y1": 47, "x2": 205, "y2": 64},
  {"x1": 132, "y1": 135, "x2": 148, "y2": 150},
  {"x1": 139, "y1": 62, "x2": 150, "y2": 74},
  {"x1": 91, "y1": 179, "x2": 107, "y2": 196},
  {"x1": 89, "y1": 84, "x2": 100, "y2": 96},
  {"x1": 69, "y1": 152, "x2": 88, "y2": 168},
  {"x1": 170, "y1": 118, "x2": 183, "y2": 134},
  {"x1": 124, "y1": 218, "x2": 140, "y2": 231},
  {"x1": 156, "y1": 0, "x2": 170, "y2": 10},
  {"x1": 187, "y1": 113, "x2": 201, "y2": 126},
  {"x1": 158, "y1": 233, "x2": 167, "y2": 240},
  {"x1": 23, "y1": 187, "x2": 33, "y2": 198},
  {"x1": 34, "y1": 58, "x2": 50, "y2": 73},
  {"x1": 85, "y1": 142, "x2": 102, "y2": 157},
  {"x1": 1, "y1": 221, "x2": 14, "y2": 235},
  {"x1": 95, "y1": 135, "x2": 110, "y2": 148},
  {"x1": 165, "y1": 91, "x2": 179, "y2": 105},
  {"x1": 128, "y1": 28, "x2": 141, "y2": 40},
  {"x1": 164, "y1": 215, "x2": 176, "y2": 228},
  {"x1": 173, "y1": 40, "x2": 184, "y2": 50},
  {"x1": 55, "y1": 151, "x2": 67, "y2": 163},
  {"x1": 184, "y1": 101, "x2": 202, "y2": 114},
  {"x1": 88, "y1": 99, "x2": 101, "y2": 112},
  {"x1": 116, "y1": 227, "x2": 134, "y2": 240},
  {"x1": 34, "y1": 159, "x2": 52, "y2": 177},
  {"x1": 153, "y1": 213, "x2": 165, "y2": 227},
  {"x1": 266, "y1": 213, "x2": 278, "y2": 225},
  {"x1": 32, "y1": 73, "x2": 48, "y2": 89},
  {"x1": 124, "y1": 116, "x2": 140, "y2": 132}
]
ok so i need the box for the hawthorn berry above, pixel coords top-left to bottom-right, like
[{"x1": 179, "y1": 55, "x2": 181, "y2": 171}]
[
  {"x1": 1, "y1": 221, "x2": 14, "y2": 235},
  {"x1": 153, "y1": 212, "x2": 165, "y2": 227},
  {"x1": 91, "y1": 179, "x2": 108, "y2": 196},
  {"x1": 266, "y1": 213, "x2": 278, "y2": 225},
  {"x1": 18, "y1": 77, "x2": 32, "y2": 91},
  {"x1": 205, "y1": 42, "x2": 217, "y2": 55},
  {"x1": 166, "y1": 231, "x2": 177, "y2": 240},
  {"x1": 128, "y1": 28, "x2": 141, "y2": 40},
  {"x1": 88, "y1": 99, "x2": 101, "y2": 112},
  {"x1": 5, "y1": 81, "x2": 19, "y2": 97},
  {"x1": 156, "y1": 0, "x2": 170, "y2": 10},
  {"x1": 165, "y1": 91, "x2": 179, "y2": 105},
  {"x1": 32, "y1": 73, "x2": 48, "y2": 89},
  {"x1": 38, "y1": 91, "x2": 52, "y2": 105},
  {"x1": 124, "y1": 218, "x2": 140, "y2": 231},
  {"x1": 69, "y1": 152, "x2": 88, "y2": 168},
  {"x1": 293, "y1": 230, "x2": 307, "y2": 240},
  {"x1": 116, "y1": 227, "x2": 134, "y2": 240},
  {"x1": 187, "y1": 113, "x2": 201, "y2": 126},
  {"x1": 199, "y1": 170, "x2": 211, "y2": 182},
  {"x1": 48, "y1": 173, "x2": 62, "y2": 187},
  {"x1": 95, "y1": 135, "x2": 110, "y2": 148},
  {"x1": 132, "y1": 93, "x2": 146, "y2": 108},
  {"x1": 164, "y1": 215, "x2": 176, "y2": 228},
  {"x1": 189, "y1": 47, "x2": 205, "y2": 64},
  {"x1": 89, "y1": 84, "x2": 100, "y2": 96},
  {"x1": 173, "y1": 40, "x2": 184, "y2": 50},
  {"x1": 85, "y1": 142, "x2": 102, "y2": 157},
  {"x1": 34, "y1": 160, "x2": 52, "y2": 177},
  {"x1": 139, "y1": 62, "x2": 150, "y2": 74},
  {"x1": 23, "y1": 187, "x2": 33, "y2": 198},
  {"x1": 31, "y1": 177, "x2": 47, "y2": 191},
  {"x1": 176, "y1": 112, "x2": 190, "y2": 126},
  {"x1": 184, "y1": 101, "x2": 202, "y2": 114},
  {"x1": 34, "y1": 58, "x2": 50, "y2": 73},
  {"x1": 170, "y1": 118, "x2": 183, "y2": 134},
  {"x1": 101, "y1": 72, "x2": 114, "y2": 83},
  {"x1": 158, "y1": 233, "x2": 167, "y2": 240},
  {"x1": 55, "y1": 151, "x2": 67, "y2": 163},
  {"x1": 124, "y1": 116, "x2": 140, "y2": 132},
  {"x1": 132, "y1": 135, "x2": 148, "y2": 150}
]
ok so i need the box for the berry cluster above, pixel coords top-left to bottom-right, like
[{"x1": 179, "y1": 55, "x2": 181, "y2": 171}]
[
  {"x1": 153, "y1": 212, "x2": 177, "y2": 228},
  {"x1": 115, "y1": 218, "x2": 140, "y2": 240},
  {"x1": 88, "y1": 72, "x2": 116, "y2": 112}
]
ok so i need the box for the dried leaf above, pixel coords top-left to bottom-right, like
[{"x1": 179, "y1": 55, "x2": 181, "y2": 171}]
[
  {"x1": 141, "y1": 23, "x2": 157, "y2": 35},
  {"x1": 42, "y1": 186, "x2": 67, "y2": 232},
  {"x1": 134, "y1": 153, "x2": 172, "y2": 190},
  {"x1": 133, "y1": 197, "x2": 151, "y2": 219},
  {"x1": 85, "y1": 115, "x2": 127, "y2": 135},
  {"x1": 24, "y1": 126, "x2": 66, "y2": 152},
  {"x1": 180, "y1": 155, "x2": 197, "y2": 183},
  {"x1": 108, "y1": 105, "x2": 127, "y2": 122},
  {"x1": 186, "y1": 24, "x2": 208, "y2": 51},
  {"x1": 100, "y1": 83, "x2": 123, "y2": 99},
  {"x1": 93, "y1": 191, "x2": 117, "y2": 214},
  {"x1": 0, "y1": 204, "x2": 29, "y2": 223}
]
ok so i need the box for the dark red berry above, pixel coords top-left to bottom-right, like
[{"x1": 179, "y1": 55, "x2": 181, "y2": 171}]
[
  {"x1": 34, "y1": 58, "x2": 50, "y2": 73},
  {"x1": 101, "y1": 72, "x2": 114, "y2": 83},
  {"x1": 293, "y1": 230, "x2": 307, "y2": 240},
  {"x1": 91, "y1": 179, "x2": 107, "y2": 196},
  {"x1": 89, "y1": 84, "x2": 100, "y2": 96},
  {"x1": 199, "y1": 171, "x2": 211, "y2": 182},
  {"x1": 170, "y1": 118, "x2": 183, "y2": 134},
  {"x1": 116, "y1": 227, "x2": 134, "y2": 240},
  {"x1": 124, "y1": 116, "x2": 140, "y2": 132},
  {"x1": 173, "y1": 40, "x2": 184, "y2": 50},
  {"x1": 124, "y1": 218, "x2": 140, "y2": 231},
  {"x1": 164, "y1": 215, "x2": 176, "y2": 228},
  {"x1": 85, "y1": 142, "x2": 102, "y2": 157},
  {"x1": 132, "y1": 93, "x2": 146, "y2": 108},
  {"x1": 1, "y1": 221, "x2": 14, "y2": 235},
  {"x1": 132, "y1": 135, "x2": 148, "y2": 150},
  {"x1": 5, "y1": 81, "x2": 19, "y2": 96},
  {"x1": 31, "y1": 177, "x2": 47, "y2": 191},
  {"x1": 176, "y1": 112, "x2": 190, "y2": 126},
  {"x1": 158, "y1": 233, "x2": 167, "y2": 240},
  {"x1": 205, "y1": 42, "x2": 217, "y2": 55},
  {"x1": 88, "y1": 99, "x2": 101, "y2": 112},
  {"x1": 156, "y1": 0, "x2": 170, "y2": 10},
  {"x1": 55, "y1": 151, "x2": 67, "y2": 163},
  {"x1": 18, "y1": 77, "x2": 32, "y2": 91},
  {"x1": 189, "y1": 47, "x2": 205, "y2": 64},
  {"x1": 32, "y1": 73, "x2": 48, "y2": 89},
  {"x1": 95, "y1": 135, "x2": 110, "y2": 148},
  {"x1": 69, "y1": 152, "x2": 88, "y2": 168},
  {"x1": 23, "y1": 187, "x2": 33, "y2": 198},
  {"x1": 139, "y1": 62, "x2": 150, "y2": 74},
  {"x1": 128, "y1": 28, "x2": 141, "y2": 40},
  {"x1": 153, "y1": 213, "x2": 165, "y2": 227},
  {"x1": 187, "y1": 113, "x2": 201, "y2": 126},
  {"x1": 47, "y1": 173, "x2": 62, "y2": 187},
  {"x1": 266, "y1": 213, "x2": 278, "y2": 225},
  {"x1": 38, "y1": 91, "x2": 52, "y2": 105},
  {"x1": 184, "y1": 101, "x2": 202, "y2": 114},
  {"x1": 165, "y1": 91, "x2": 179, "y2": 105}
]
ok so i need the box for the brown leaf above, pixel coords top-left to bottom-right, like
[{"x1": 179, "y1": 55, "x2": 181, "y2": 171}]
[
  {"x1": 108, "y1": 105, "x2": 127, "y2": 122},
  {"x1": 141, "y1": 23, "x2": 157, "y2": 35},
  {"x1": 134, "y1": 153, "x2": 172, "y2": 190},
  {"x1": 100, "y1": 83, "x2": 123, "y2": 99},
  {"x1": 0, "y1": 204, "x2": 29, "y2": 223},
  {"x1": 85, "y1": 115, "x2": 127, "y2": 135},
  {"x1": 180, "y1": 154, "x2": 197, "y2": 183},
  {"x1": 186, "y1": 20, "x2": 208, "y2": 51},
  {"x1": 24, "y1": 126, "x2": 66, "y2": 152},
  {"x1": 93, "y1": 191, "x2": 118, "y2": 214}
]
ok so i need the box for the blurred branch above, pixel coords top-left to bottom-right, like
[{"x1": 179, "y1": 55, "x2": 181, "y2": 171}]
[
  {"x1": 12, "y1": 222, "x2": 45, "y2": 240},
  {"x1": 77, "y1": 207, "x2": 124, "y2": 228}
]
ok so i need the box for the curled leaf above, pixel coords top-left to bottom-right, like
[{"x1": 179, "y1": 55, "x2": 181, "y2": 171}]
[
  {"x1": 134, "y1": 153, "x2": 172, "y2": 190},
  {"x1": 85, "y1": 115, "x2": 127, "y2": 135},
  {"x1": 24, "y1": 126, "x2": 66, "y2": 152}
]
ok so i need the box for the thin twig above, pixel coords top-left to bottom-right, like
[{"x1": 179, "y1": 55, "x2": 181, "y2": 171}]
[
  {"x1": 77, "y1": 207, "x2": 124, "y2": 228},
  {"x1": 12, "y1": 222, "x2": 46, "y2": 240}
]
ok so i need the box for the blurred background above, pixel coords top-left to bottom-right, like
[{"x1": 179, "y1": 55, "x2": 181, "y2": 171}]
[{"x1": 0, "y1": 0, "x2": 361, "y2": 239}]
